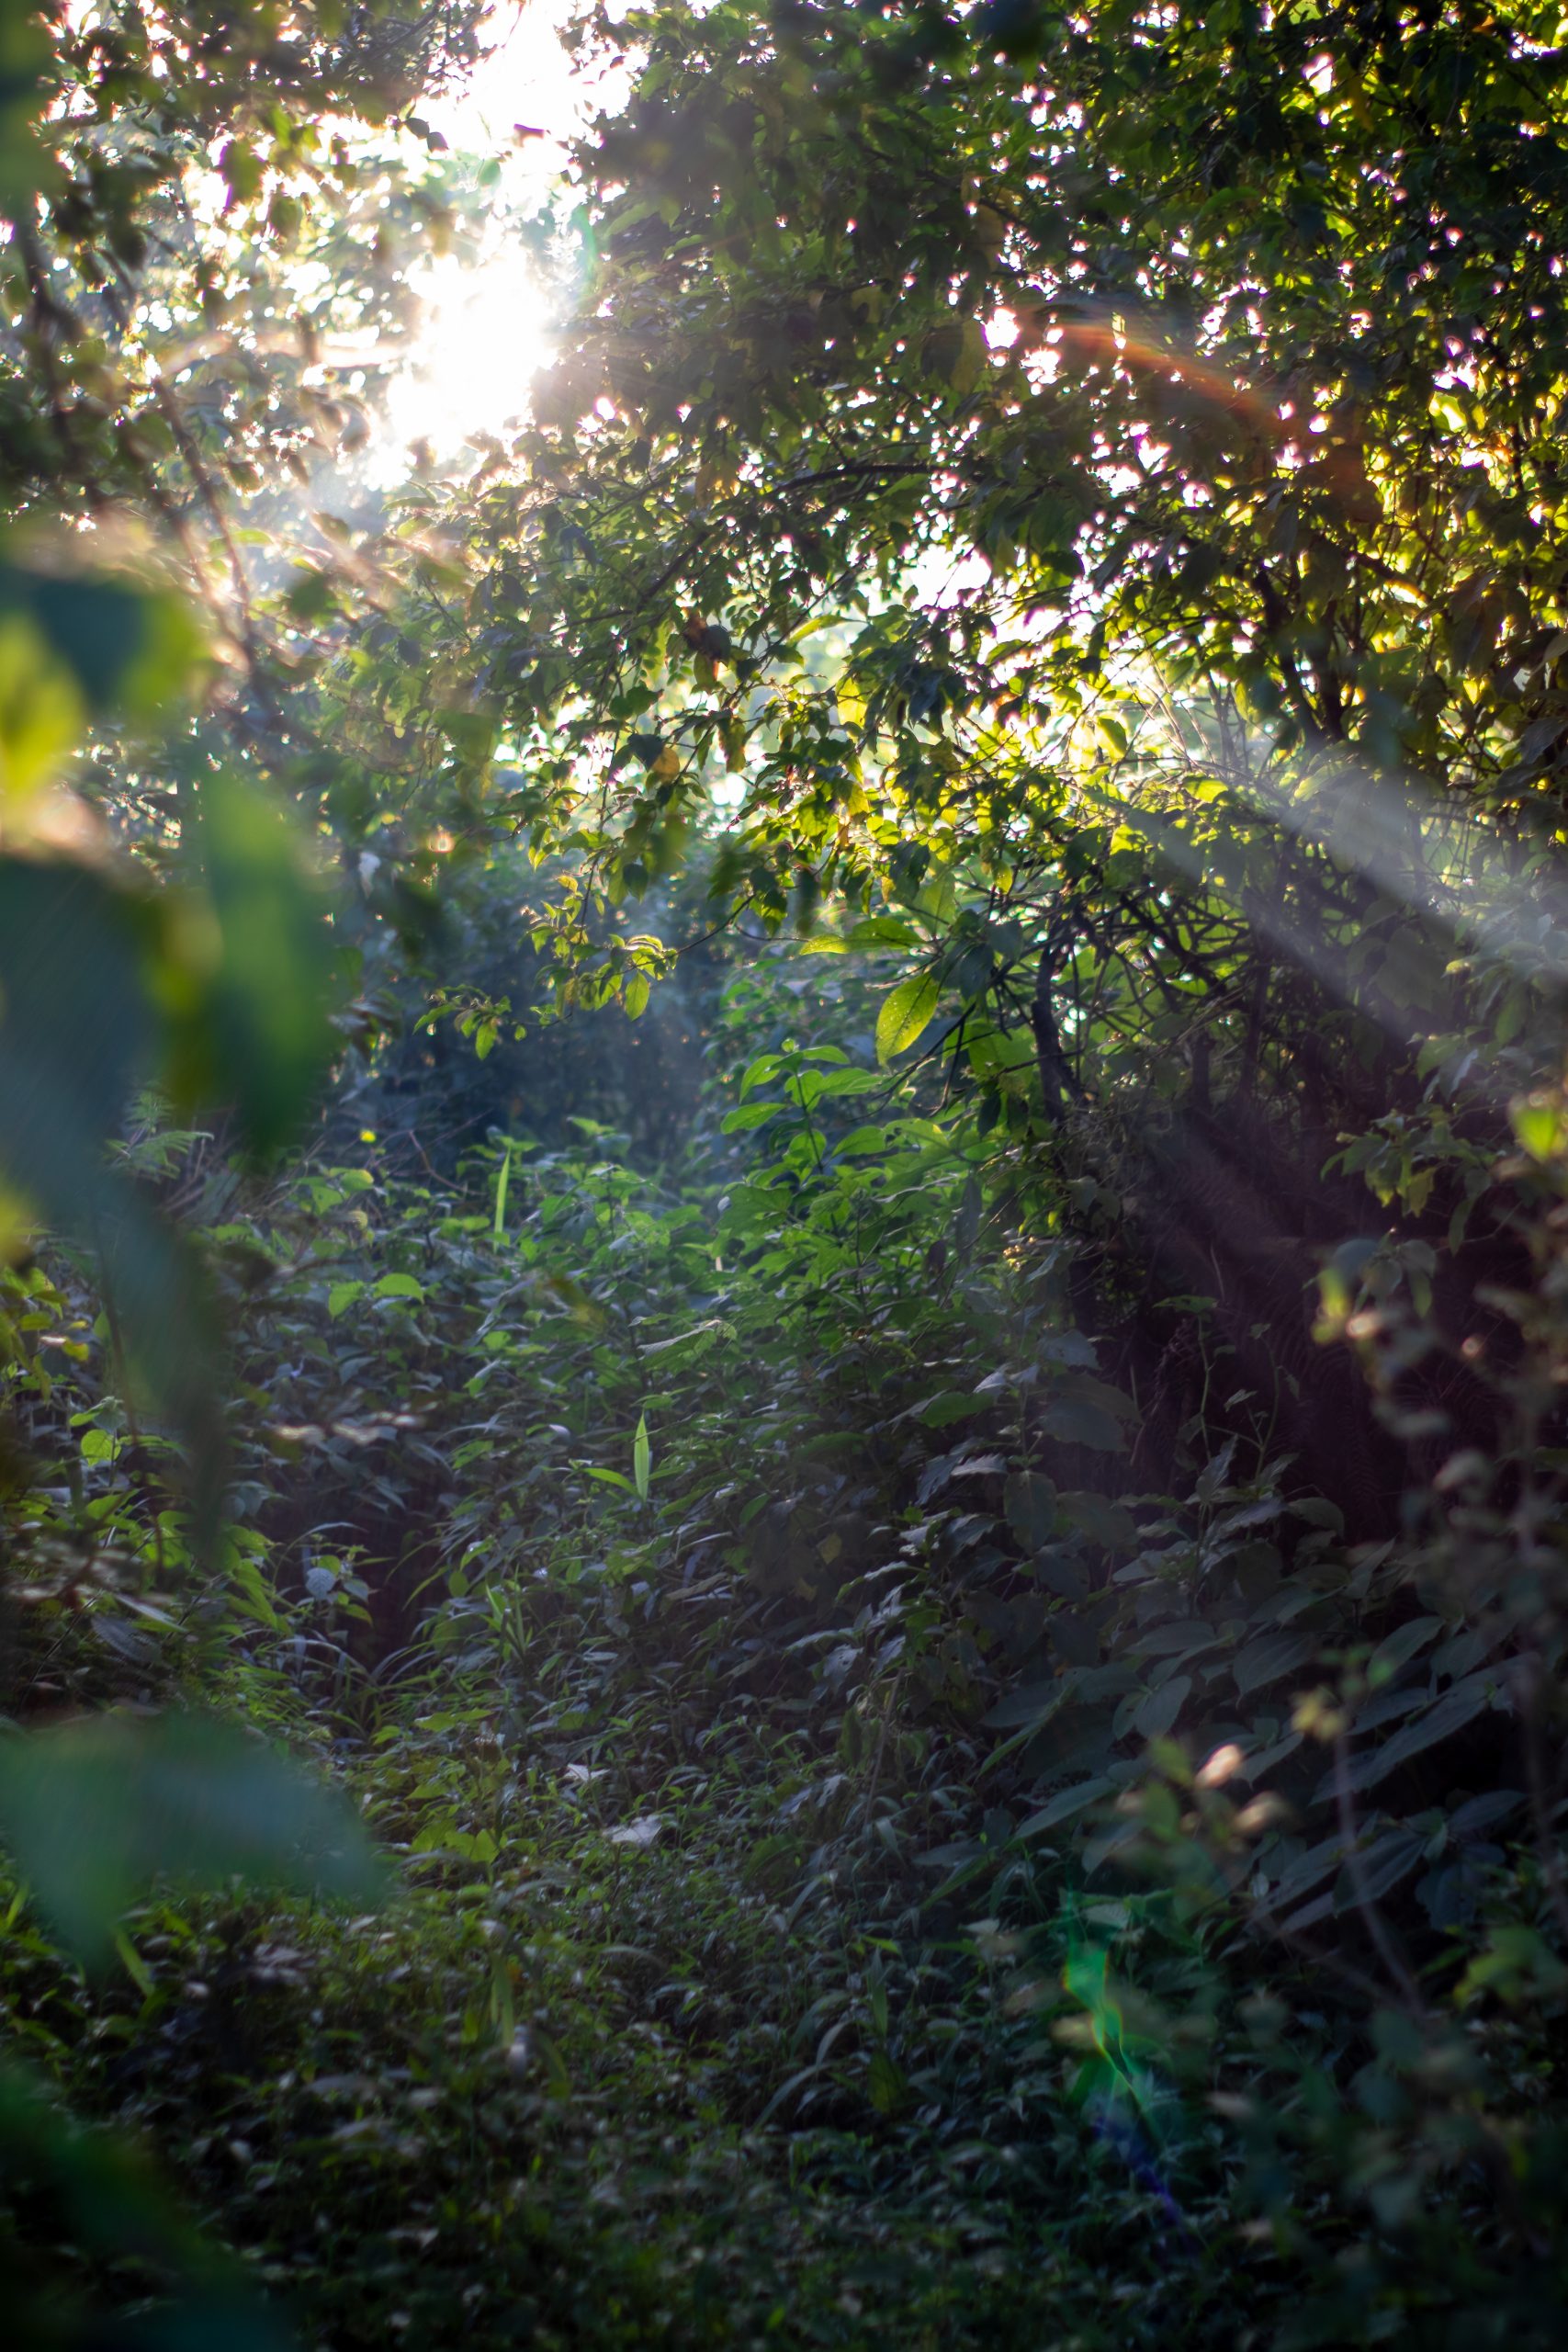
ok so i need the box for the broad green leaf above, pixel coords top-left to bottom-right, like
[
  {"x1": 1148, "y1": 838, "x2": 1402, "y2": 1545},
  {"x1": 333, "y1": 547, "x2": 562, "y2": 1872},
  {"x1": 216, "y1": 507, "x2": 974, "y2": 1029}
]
[
  {"x1": 1509, "y1": 1094, "x2": 1563, "y2": 1162},
  {"x1": 849, "y1": 916, "x2": 919, "y2": 950},
  {"x1": 633, "y1": 1411, "x2": 651, "y2": 1499},
  {"x1": 0, "y1": 857, "x2": 225, "y2": 1522},
  {"x1": 1134, "y1": 1619, "x2": 1218, "y2": 1658},
  {"x1": 1133, "y1": 1675, "x2": 1190, "y2": 1741},
  {"x1": 832, "y1": 1124, "x2": 887, "y2": 1157},
  {"x1": 1041, "y1": 1393, "x2": 1127, "y2": 1452},
  {"x1": 1448, "y1": 1790, "x2": 1523, "y2": 1840},
  {"x1": 0, "y1": 859, "x2": 151, "y2": 1214},
  {"x1": 917, "y1": 1390, "x2": 982, "y2": 1428},
  {"x1": 1233, "y1": 1629, "x2": 1317, "y2": 1696},
  {"x1": 0, "y1": 1, "x2": 50, "y2": 209},
  {"x1": 1015, "y1": 1777, "x2": 1115, "y2": 1840},
  {"x1": 373, "y1": 1272, "x2": 425, "y2": 1303},
  {"x1": 1342, "y1": 1671, "x2": 1506, "y2": 1795},
  {"x1": 328, "y1": 1281, "x2": 366, "y2": 1318},
  {"x1": 875, "y1": 972, "x2": 940, "y2": 1065},
  {"x1": 794, "y1": 1066, "x2": 884, "y2": 1103},
  {"x1": 983, "y1": 1674, "x2": 1070, "y2": 1731},
  {"x1": 0, "y1": 612, "x2": 85, "y2": 808},
  {"x1": 1333, "y1": 1831, "x2": 1425, "y2": 1911},
  {"x1": 1368, "y1": 1616, "x2": 1442, "y2": 1685},
  {"x1": 0, "y1": 552, "x2": 202, "y2": 809},
  {"x1": 1004, "y1": 1470, "x2": 1057, "y2": 1549}
]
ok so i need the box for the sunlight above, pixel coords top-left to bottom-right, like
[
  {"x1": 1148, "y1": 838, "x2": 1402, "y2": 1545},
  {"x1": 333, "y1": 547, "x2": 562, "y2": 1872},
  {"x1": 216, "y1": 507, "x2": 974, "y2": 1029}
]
[
  {"x1": 423, "y1": 0, "x2": 595, "y2": 163},
  {"x1": 381, "y1": 240, "x2": 556, "y2": 455},
  {"x1": 374, "y1": 1, "x2": 599, "y2": 465}
]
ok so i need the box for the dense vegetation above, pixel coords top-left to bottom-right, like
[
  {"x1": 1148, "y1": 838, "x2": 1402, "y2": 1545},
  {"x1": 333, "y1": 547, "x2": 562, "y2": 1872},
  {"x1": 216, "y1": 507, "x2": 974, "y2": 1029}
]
[{"x1": 3, "y1": 1, "x2": 1568, "y2": 2344}]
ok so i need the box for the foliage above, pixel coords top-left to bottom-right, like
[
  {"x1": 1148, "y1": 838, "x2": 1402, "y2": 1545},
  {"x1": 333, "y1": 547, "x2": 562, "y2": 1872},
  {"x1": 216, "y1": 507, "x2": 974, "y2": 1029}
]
[
  {"x1": 2, "y1": 2, "x2": 1568, "y2": 2348},
  {"x1": 6, "y1": 926, "x2": 1560, "y2": 2343}
]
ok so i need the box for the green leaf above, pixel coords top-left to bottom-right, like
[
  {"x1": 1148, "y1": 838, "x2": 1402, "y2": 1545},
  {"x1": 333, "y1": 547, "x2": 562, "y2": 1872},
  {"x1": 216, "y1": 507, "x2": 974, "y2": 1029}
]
[
  {"x1": 1004, "y1": 1470, "x2": 1057, "y2": 1549},
  {"x1": 0, "y1": 859, "x2": 151, "y2": 1216},
  {"x1": 493, "y1": 1139, "x2": 513, "y2": 1239},
  {"x1": 1343, "y1": 1671, "x2": 1506, "y2": 1794},
  {"x1": 373, "y1": 1272, "x2": 425, "y2": 1303},
  {"x1": 165, "y1": 774, "x2": 337, "y2": 1160},
  {"x1": 1368, "y1": 1616, "x2": 1442, "y2": 1685},
  {"x1": 1014, "y1": 1776, "x2": 1115, "y2": 1841},
  {"x1": 982, "y1": 1675, "x2": 1068, "y2": 1731},
  {"x1": 875, "y1": 972, "x2": 941, "y2": 1065},
  {"x1": 1334, "y1": 1831, "x2": 1424, "y2": 1912},
  {"x1": 0, "y1": 5, "x2": 51, "y2": 210},
  {"x1": 849, "y1": 915, "x2": 919, "y2": 950},
  {"x1": 633, "y1": 1410, "x2": 651, "y2": 1500},
  {"x1": 1041, "y1": 1393, "x2": 1127, "y2": 1452},
  {"x1": 0, "y1": 1712, "x2": 386, "y2": 1969},
  {"x1": 832, "y1": 1124, "x2": 887, "y2": 1157},
  {"x1": 1509, "y1": 1096, "x2": 1563, "y2": 1162},
  {"x1": 794, "y1": 1066, "x2": 884, "y2": 1103},
  {"x1": 0, "y1": 858, "x2": 225, "y2": 1523},
  {"x1": 867, "y1": 2048, "x2": 908, "y2": 2115},
  {"x1": 916, "y1": 1390, "x2": 982, "y2": 1429},
  {"x1": 327, "y1": 1281, "x2": 366, "y2": 1319},
  {"x1": 1134, "y1": 1675, "x2": 1190, "y2": 1741},
  {"x1": 1233, "y1": 1630, "x2": 1317, "y2": 1696},
  {"x1": 0, "y1": 552, "x2": 202, "y2": 808}
]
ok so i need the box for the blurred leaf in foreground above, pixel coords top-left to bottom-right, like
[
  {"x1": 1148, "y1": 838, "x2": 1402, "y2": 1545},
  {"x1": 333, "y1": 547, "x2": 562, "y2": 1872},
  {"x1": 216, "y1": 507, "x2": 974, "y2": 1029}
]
[
  {"x1": 0, "y1": 1712, "x2": 387, "y2": 1971},
  {"x1": 0, "y1": 2060, "x2": 298, "y2": 2351},
  {"x1": 0, "y1": 854, "x2": 227, "y2": 1522},
  {"x1": 164, "y1": 772, "x2": 339, "y2": 1160},
  {"x1": 0, "y1": 546, "x2": 203, "y2": 813}
]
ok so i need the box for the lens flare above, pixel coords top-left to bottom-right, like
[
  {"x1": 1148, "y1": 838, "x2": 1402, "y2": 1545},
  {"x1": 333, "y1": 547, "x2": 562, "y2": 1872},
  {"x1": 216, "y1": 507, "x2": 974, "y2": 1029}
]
[{"x1": 382, "y1": 242, "x2": 555, "y2": 458}]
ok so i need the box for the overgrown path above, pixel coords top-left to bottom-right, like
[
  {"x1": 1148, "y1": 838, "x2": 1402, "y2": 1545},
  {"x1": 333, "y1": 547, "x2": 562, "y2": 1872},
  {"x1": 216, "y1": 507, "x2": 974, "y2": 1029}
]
[
  {"x1": 8, "y1": 1123, "x2": 1563, "y2": 2351},
  {"x1": 11, "y1": 1598, "x2": 1253, "y2": 2352}
]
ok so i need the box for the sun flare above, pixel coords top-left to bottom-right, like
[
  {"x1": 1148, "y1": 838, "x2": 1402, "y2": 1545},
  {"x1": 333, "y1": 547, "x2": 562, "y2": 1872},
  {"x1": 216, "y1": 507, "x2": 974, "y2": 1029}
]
[
  {"x1": 371, "y1": 0, "x2": 600, "y2": 465},
  {"x1": 383, "y1": 241, "x2": 556, "y2": 457}
]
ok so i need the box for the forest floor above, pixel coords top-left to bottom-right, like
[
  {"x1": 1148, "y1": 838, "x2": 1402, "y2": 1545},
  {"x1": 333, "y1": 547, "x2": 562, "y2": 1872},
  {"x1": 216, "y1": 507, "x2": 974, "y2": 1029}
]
[
  {"x1": 4, "y1": 1134, "x2": 1557, "y2": 2352},
  {"x1": 3, "y1": 1425, "x2": 1287, "y2": 2351},
  {"x1": 9, "y1": 1608, "x2": 1259, "y2": 2351}
]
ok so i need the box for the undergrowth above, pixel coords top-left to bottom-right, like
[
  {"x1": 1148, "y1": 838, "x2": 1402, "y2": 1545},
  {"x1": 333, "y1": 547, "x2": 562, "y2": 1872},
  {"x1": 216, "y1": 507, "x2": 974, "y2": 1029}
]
[{"x1": 3, "y1": 944, "x2": 1565, "y2": 2349}]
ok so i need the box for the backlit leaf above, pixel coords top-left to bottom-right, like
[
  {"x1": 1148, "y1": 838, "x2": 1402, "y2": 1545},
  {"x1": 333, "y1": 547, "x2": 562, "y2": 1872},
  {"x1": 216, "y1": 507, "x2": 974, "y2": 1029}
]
[{"x1": 875, "y1": 973, "x2": 940, "y2": 1065}]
